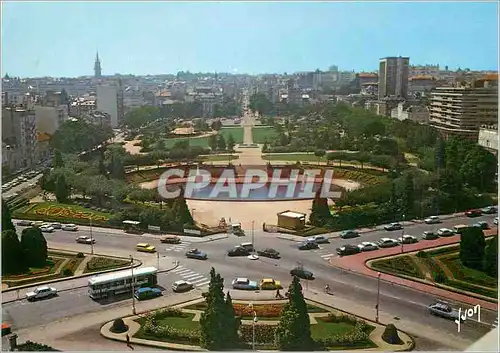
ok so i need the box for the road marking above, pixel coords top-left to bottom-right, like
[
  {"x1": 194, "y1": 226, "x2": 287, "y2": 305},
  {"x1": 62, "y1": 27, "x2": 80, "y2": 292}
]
[
  {"x1": 171, "y1": 266, "x2": 185, "y2": 272},
  {"x1": 321, "y1": 253, "x2": 334, "y2": 258},
  {"x1": 191, "y1": 277, "x2": 210, "y2": 284},
  {"x1": 177, "y1": 270, "x2": 195, "y2": 276},
  {"x1": 195, "y1": 280, "x2": 210, "y2": 287},
  {"x1": 183, "y1": 274, "x2": 204, "y2": 280}
]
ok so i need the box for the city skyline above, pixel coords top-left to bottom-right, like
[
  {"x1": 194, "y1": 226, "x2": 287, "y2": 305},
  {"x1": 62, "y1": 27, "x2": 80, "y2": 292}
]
[{"x1": 2, "y1": 1, "x2": 499, "y2": 77}]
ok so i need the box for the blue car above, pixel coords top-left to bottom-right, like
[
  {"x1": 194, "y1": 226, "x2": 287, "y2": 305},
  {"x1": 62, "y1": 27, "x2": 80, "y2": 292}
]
[
  {"x1": 134, "y1": 287, "x2": 162, "y2": 300},
  {"x1": 185, "y1": 249, "x2": 208, "y2": 260},
  {"x1": 231, "y1": 277, "x2": 259, "y2": 290}
]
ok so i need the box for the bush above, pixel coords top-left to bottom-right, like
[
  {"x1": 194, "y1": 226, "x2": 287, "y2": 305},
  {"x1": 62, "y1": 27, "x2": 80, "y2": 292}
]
[
  {"x1": 240, "y1": 324, "x2": 276, "y2": 344},
  {"x1": 110, "y1": 318, "x2": 128, "y2": 334},
  {"x1": 316, "y1": 321, "x2": 371, "y2": 348},
  {"x1": 233, "y1": 303, "x2": 284, "y2": 318},
  {"x1": 62, "y1": 268, "x2": 73, "y2": 276},
  {"x1": 381, "y1": 324, "x2": 402, "y2": 345},
  {"x1": 76, "y1": 252, "x2": 84, "y2": 258},
  {"x1": 143, "y1": 316, "x2": 199, "y2": 344},
  {"x1": 17, "y1": 341, "x2": 59, "y2": 351},
  {"x1": 416, "y1": 251, "x2": 428, "y2": 258}
]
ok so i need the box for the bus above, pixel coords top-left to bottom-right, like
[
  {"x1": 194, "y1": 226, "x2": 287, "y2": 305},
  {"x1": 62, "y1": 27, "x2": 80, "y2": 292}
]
[
  {"x1": 88, "y1": 266, "x2": 158, "y2": 299},
  {"x1": 123, "y1": 220, "x2": 142, "y2": 234}
]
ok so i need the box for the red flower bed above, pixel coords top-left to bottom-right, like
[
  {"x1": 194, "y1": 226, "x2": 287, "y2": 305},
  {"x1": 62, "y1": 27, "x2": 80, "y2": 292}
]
[{"x1": 233, "y1": 304, "x2": 285, "y2": 318}]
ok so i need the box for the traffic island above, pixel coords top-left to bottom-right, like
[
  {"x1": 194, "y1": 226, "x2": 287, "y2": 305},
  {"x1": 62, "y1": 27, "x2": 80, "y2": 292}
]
[{"x1": 100, "y1": 297, "x2": 414, "y2": 351}]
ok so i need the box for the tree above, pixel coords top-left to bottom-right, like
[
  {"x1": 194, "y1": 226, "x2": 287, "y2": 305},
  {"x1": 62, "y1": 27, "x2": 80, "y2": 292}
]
[
  {"x1": 2, "y1": 230, "x2": 25, "y2": 275},
  {"x1": 53, "y1": 150, "x2": 65, "y2": 168},
  {"x1": 222, "y1": 292, "x2": 240, "y2": 346},
  {"x1": 171, "y1": 193, "x2": 194, "y2": 230},
  {"x1": 208, "y1": 134, "x2": 218, "y2": 152},
  {"x1": 211, "y1": 120, "x2": 222, "y2": 131},
  {"x1": 275, "y1": 276, "x2": 314, "y2": 350},
  {"x1": 483, "y1": 235, "x2": 498, "y2": 277},
  {"x1": 21, "y1": 227, "x2": 48, "y2": 268},
  {"x1": 460, "y1": 227, "x2": 486, "y2": 270},
  {"x1": 217, "y1": 134, "x2": 227, "y2": 151},
  {"x1": 2, "y1": 199, "x2": 16, "y2": 232},
  {"x1": 226, "y1": 134, "x2": 235, "y2": 152},
  {"x1": 401, "y1": 173, "x2": 414, "y2": 217},
  {"x1": 55, "y1": 174, "x2": 70, "y2": 203},
  {"x1": 309, "y1": 193, "x2": 333, "y2": 227},
  {"x1": 314, "y1": 149, "x2": 325, "y2": 164}
]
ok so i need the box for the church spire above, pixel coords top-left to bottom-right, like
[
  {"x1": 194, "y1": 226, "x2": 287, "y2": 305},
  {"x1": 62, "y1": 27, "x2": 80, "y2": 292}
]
[{"x1": 94, "y1": 51, "x2": 102, "y2": 78}]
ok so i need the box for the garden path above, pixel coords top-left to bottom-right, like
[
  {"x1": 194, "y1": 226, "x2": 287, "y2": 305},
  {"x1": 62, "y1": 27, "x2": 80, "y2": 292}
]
[{"x1": 74, "y1": 255, "x2": 95, "y2": 276}]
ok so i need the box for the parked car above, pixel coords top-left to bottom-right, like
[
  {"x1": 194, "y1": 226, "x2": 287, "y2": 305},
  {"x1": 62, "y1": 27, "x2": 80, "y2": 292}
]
[
  {"x1": 290, "y1": 267, "x2": 314, "y2": 280},
  {"x1": 465, "y1": 209, "x2": 482, "y2": 217},
  {"x1": 424, "y1": 216, "x2": 441, "y2": 224},
  {"x1": 481, "y1": 206, "x2": 497, "y2": 214},
  {"x1": 160, "y1": 235, "x2": 181, "y2": 244},
  {"x1": 384, "y1": 223, "x2": 403, "y2": 231},
  {"x1": 50, "y1": 222, "x2": 62, "y2": 229},
  {"x1": 259, "y1": 278, "x2": 282, "y2": 290},
  {"x1": 185, "y1": 249, "x2": 208, "y2": 260},
  {"x1": 40, "y1": 225, "x2": 54, "y2": 233},
  {"x1": 422, "y1": 231, "x2": 439, "y2": 240},
  {"x1": 357, "y1": 242, "x2": 378, "y2": 252},
  {"x1": 437, "y1": 228, "x2": 455, "y2": 237},
  {"x1": 453, "y1": 224, "x2": 469, "y2": 234},
  {"x1": 172, "y1": 280, "x2": 193, "y2": 293},
  {"x1": 340, "y1": 230, "x2": 360, "y2": 239},
  {"x1": 134, "y1": 287, "x2": 162, "y2": 300},
  {"x1": 232, "y1": 277, "x2": 259, "y2": 290},
  {"x1": 16, "y1": 220, "x2": 33, "y2": 226},
  {"x1": 495, "y1": 217, "x2": 498, "y2": 225},
  {"x1": 256, "y1": 248, "x2": 280, "y2": 259},
  {"x1": 240, "y1": 242, "x2": 255, "y2": 252},
  {"x1": 298, "y1": 241, "x2": 319, "y2": 250},
  {"x1": 26, "y1": 286, "x2": 57, "y2": 301},
  {"x1": 136, "y1": 243, "x2": 156, "y2": 253},
  {"x1": 76, "y1": 235, "x2": 95, "y2": 244},
  {"x1": 377, "y1": 238, "x2": 399, "y2": 248},
  {"x1": 428, "y1": 302, "x2": 460, "y2": 320},
  {"x1": 473, "y1": 221, "x2": 489, "y2": 230},
  {"x1": 227, "y1": 246, "x2": 250, "y2": 257},
  {"x1": 337, "y1": 244, "x2": 361, "y2": 255},
  {"x1": 62, "y1": 224, "x2": 78, "y2": 231},
  {"x1": 397, "y1": 235, "x2": 418, "y2": 244},
  {"x1": 307, "y1": 235, "x2": 329, "y2": 244}
]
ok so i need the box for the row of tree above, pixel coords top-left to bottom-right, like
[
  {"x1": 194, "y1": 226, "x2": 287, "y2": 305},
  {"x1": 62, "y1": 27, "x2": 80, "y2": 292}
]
[
  {"x1": 460, "y1": 227, "x2": 498, "y2": 277},
  {"x1": 208, "y1": 133, "x2": 236, "y2": 152}
]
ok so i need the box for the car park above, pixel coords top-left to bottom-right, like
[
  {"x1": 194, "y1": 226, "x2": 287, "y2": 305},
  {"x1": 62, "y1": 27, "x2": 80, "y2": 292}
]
[
  {"x1": 428, "y1": 302, "x2": 460, "y2": 320},
  {"x1": 424, "y1": 216, "x2": 441, "y2": 224},
  {"x1": 307, "y1": 235, "x2": 329, "y2": 244},
  {"x1": 172, "y1": 280, "x2": 194, "y2": 293},
  {"x1": 40, "y1": 225, "x2": 54, "y2": 233},
  {"x1": 62, "y1": 224, "x2": 78, "y2": 231},
  {"x1": 227, "y1": 246, "x2": 250, "y2": 257},
  {"x1": 26, "y1": 286, "x2": 57, "y2": 301},
  {"x1": 422, "y1": 231, "x2": 439, "y2": 240},
  {"x1": 256, "y1": 248, "x2": 280, "y2": 259},
  {"x1": 76, "y1": 235, "x2": 95, "y2": 244},
  {"x1": 397, "y1": 235, "x2": 418, "y2": 244},
  {"x1": 336, "y1": 244, "x2": 361, "y2": 255},
  {"x1": 185, "y1": 249, "x2": 208, "y2": 260},
  {"x1": 16, "y1": 220, "x2": 33, "y2": 226},
  {"x1": 481, "y1": 206, "x2": 497, "y2": 214},
  {"x1": 384, "y1": 223, "x2": 403, "y2": 231},
  {"x1": 465, "y1": 209, "x2": 482, "y2": 217},
  {"x1": 136, "y1": 243, "x2": 156, "y2": 253},
  {"x1": 259, "y1": 278, "x2": 282, "y2": 290},
  {"x1": 160, "y1": 235, "x2": 181, "y2": 244},
  {"x1": 437, "y1": 228, "x2": 455, "y2": 237},
  {"x1": 290, "y1": 267, "x2": 314, "y2": 280},
  {"x1": 340, "y1": 230, "x2": 360, "y2": 239},
  {"x1": 134, "y1": 287, "x2": 162, "y2": 300},
  {"x1": 357, "y1": 242, "x2": 378, "y2": 252},
  {"x1": 473, "y1": 221, "x2": 489, "y2": 230},
  {"x1": 377, "y1": 238, "x2": 399, "y2": 248},
  {"x1": 232, "y1": 277, "x2": 259, "y2": 290},
  {"x1": 298, "y1": 240, "x2": 319, "y2": 250}
]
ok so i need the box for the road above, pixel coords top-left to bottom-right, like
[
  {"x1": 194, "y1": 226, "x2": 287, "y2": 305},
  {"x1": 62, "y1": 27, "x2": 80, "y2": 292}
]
[{"x1": 3, "y1": 212, "x2": 497, "y2": 349}]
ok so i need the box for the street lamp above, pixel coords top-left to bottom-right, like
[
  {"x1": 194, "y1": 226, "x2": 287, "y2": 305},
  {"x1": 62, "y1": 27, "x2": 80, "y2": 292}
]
[
  {"x1": 252, "y1": 311, "x2": 258, "y2": 351},
  {"x1": 130, "y1": 255, "x2": 136, "y2": 315},
  {"x1": 248, "y1": 221, "x2": 259, "y2": 260},
  {"x1": 401, "y1": 214, "x2": 405, "y2": 254},
  {"x1": 89, "y1": 218, "x2": 94, "y2": 255},
  {"x1": 375, "y1": 272, "x2": 381, "y2": 323}
]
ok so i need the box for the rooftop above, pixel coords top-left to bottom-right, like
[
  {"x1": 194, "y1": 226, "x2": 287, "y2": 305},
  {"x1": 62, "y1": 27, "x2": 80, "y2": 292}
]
[{"x1": 278, "y1": 210, "x2": 306, "y2": 218}]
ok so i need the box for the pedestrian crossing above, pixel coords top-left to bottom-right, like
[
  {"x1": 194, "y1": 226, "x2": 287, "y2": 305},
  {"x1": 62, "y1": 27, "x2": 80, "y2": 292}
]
[
  {"x1": 171, "y1": 265, "x2": 210, "y2": 288},
  {"x1": 165, "y1": 241, "x2": 192, "y2": 252}
]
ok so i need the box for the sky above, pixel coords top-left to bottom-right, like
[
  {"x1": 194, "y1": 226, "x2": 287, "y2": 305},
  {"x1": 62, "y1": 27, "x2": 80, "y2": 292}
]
[{"x1": 1, "y1": 1, "x2": 498, "y2": 77}]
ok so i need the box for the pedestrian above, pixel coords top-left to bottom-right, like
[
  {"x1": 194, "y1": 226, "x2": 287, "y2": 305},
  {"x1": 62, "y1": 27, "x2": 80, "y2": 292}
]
[{"x1": 126, "y1": 333, "x2": 130, "y2": 346}]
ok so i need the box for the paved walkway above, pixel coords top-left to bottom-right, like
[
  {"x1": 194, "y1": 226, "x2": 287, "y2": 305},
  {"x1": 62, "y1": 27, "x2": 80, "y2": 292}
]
[
  {"x1": 74, "y1": 255, "x2": 94, "y2": 276},
  {"x1": 330, "y1": 228, "x2": 498, "y2": 311}
]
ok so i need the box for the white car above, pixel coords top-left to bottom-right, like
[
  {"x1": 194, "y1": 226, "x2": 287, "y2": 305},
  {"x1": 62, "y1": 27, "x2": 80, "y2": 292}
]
[
  {"x1": 62, "y1": 224, "x2": 78, "y2": 231},
  {"x1": 16, "y1": 220, "x2": 34, "y2": 226},
  {"x1": 397, "y1": 235, "x2": 418, "y2": 244},
  {"x1": 172, "y1": 280, "x2": 194, "y2": 293},
  {"x1": 40, "y1": 225, "x2": 54, "y2": 233},
  {"x1": 26, "y1": 286, "x2": 57, "y2": 301},
  {"x1": 76, "y1": 235, "x2": 95, "y2": 244},
  {"x1": 357, "y1": 241, "x2": 378, "y2": 252},
  {"x1": 494, "y1": 217, "x2": 498, "y2": 225},
  {"x1": 50, "y1": 222, "x2": 62, "y2": 229},
  {"x1": 377, "y1": 238, "x2": 399, "y2": 248},
  {"x1": 437, "y1": 228, "x2": 454, "y2": 237},
  {"x1": 424, "y1": 216, "x2": 441, "y2": 224},
  {"x1": 307, "y1": 235, "x2": 329, "y2": 244}
]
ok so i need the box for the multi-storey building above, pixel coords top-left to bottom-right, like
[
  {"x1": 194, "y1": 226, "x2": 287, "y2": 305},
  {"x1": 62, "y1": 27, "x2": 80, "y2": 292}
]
[
  {"x1": 478, "y1": 125, "x2": 498, "y2": 155},
  {"x1": 96, "y1": 83, "x2": 122, "y2": 127},
  {"x1": 2, "y1": 105, "x2": 37, "y2": 170},
  {"x1": 409, "y1": 64, "x2": 440, "y2": 77},
  {"x1": 378, "y1": 56, "x2": 410, "y2": 99},
  {"x1": 34, "y1": 105, "x2": 68, "y2": 135},
  {"x1": 429, "y1": 76, "x2": 498, "y2": 139},
  {"x1": 390, "y1": 102, "x2": 430, "y2": 123}
]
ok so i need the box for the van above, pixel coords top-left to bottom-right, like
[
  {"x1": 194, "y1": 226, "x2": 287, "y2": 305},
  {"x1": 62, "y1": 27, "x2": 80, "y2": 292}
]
[
  {"x1": 453, "y1": 224, "x2": 469, "y2": 234},
  {"x1": 160, "y1": 235, "x2": 181, "y2": 244},
  {"x1": 240, "y1": 242, "x2": 254, "y2": 252}
]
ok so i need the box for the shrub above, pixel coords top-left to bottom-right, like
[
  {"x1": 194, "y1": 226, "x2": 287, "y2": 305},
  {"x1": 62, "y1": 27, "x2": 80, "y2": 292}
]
[
  {"x1": 316, "y1": 322, "x2": 371, "y2": 348},
  {"x1": 76, "y1": 252, "x2": 85, "y2": 258},
  {"x1": 240, "y1": 324, "x2": 276, "y2": 344},
  {"x1": 381, "y1": 324, "x2": 402, "y2": 345},
  {"x1": 17, "y1": 341, "x2": 59, "y2": 351},
  {"x1": 110, "y1": 318, "x2": 128, "y2": 334},
  {"x1": 62, "y1": 268, "x2": 73, "y2": 276},
  {"x1": 143, "y1": 316, "x2": 200, "y2": 344},
  {"x1": 152, "y1": 308, "x2": 184, "y2": 319},
  {"x1": 416, "y1": 251, "x2": 428, "y2": 258},
  {"x1": 233, "y1": 303, "x2": 284, "y2": 318}
]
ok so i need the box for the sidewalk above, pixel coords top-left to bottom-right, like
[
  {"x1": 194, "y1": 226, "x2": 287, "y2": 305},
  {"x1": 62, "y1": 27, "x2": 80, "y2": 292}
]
[{"x1": 329, "y1": 228, "x2": 498, "y2": 311}]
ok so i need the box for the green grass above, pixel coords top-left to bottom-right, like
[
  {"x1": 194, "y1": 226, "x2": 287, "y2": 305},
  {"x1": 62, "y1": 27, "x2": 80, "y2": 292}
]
[
  {"x1": 14, "y1": 202, "x2": 112, "y2": 223},
  {"x1": 440, "y1": 255, "x2": 498, "y2": 288},
  {"x1": 83, "y1": 256, "x2": 131, "y2": 274},
  {"x1": 263, "y1": 153, "x2": 326, "y2": 162},
  {"x1": 252, "y1": 126, "x2": 277, "y2": 143},
  {"x1": 371, "y1": 256, "x2": 425, "y2": 279},
  {"x1": 311, "y1": 320, "x2": 356, "y2": 339},
  {"x1": 199, "y1": 154, "x2": 240, "y2": 162},
  {"x1": 134, "y1": 313, "x2": 200, "y2": 344},
  {"x1": 444, "y1": 279, "x2": 498, "y2": 299},
  {"x1": 163, "y1": 127, "x2": 244, "y2": 148}
]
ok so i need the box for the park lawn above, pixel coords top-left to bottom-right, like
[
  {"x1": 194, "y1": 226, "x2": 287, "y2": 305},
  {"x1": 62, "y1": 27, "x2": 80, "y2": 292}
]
[
  {"x1": 83, "y1": 256, "x2": 131, "y2": 274},
  {"x1": 263, "y1": 153, "x2": 326, "y2": 162},
  {"x1": 371, "y1": 256, "x2": 425, "y2": 279},
  {"x1": 252, "y1": 126, "x2": 277, "y2": 143},
  {"x1": 199, "y1": 154, "x2": 240, "y2": 162},
  {"x1": 14, "y1": 202, "x2": 112, "y2": 223},
  {"x1": 163, "y1": 127, "x2": 244, "y2": 148},
  {"x1": 134, "y1": 313, "x2": 199, "y2": 343}
]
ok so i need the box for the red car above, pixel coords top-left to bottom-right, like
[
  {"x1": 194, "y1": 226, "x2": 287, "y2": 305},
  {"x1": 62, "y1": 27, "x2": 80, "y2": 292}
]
[{"x1": 465, "y1": 209, "x2": 482, "y2": 217}]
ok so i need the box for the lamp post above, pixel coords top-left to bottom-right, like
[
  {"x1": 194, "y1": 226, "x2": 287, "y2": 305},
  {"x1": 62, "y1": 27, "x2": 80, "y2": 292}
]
[
  {"x1": 401, "y1": 214, "x2": 405, "y2": 254},
  {"x1": 130, "y1": 255, "x2": 136, "y2": 315},
  {"x1": 248, "y1": 221, "x2": 258, "y2": 260},
  {"x1": 375, "y1": 272, "x2": 381, "y2": 323},
  {"x1": 252, "y1": 311, "x2": 258, "y2": 351},
  {"x1": 89, "y1": 218, "x2": 94, "y2": 255},
  {"x1": 157, "y1": 251, "x2": 160, "y2": 270}
]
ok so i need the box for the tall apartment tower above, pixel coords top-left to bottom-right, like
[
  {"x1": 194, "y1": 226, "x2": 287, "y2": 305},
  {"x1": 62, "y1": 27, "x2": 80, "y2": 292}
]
[
  {"x1": 378, "y1": 56, "x2": 410, "y2": 100},
  {"x1": 94, "y1": 51, "x2": 102, "y2": 78}
]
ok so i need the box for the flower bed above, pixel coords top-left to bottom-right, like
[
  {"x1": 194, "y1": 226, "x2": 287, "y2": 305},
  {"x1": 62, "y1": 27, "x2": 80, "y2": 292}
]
[
  {"x1": 83, "y1": 256, "x2": 131, "y2": 274},
  {"x1": 371, "y1": 256, "x2": 425, "y2": 279},
  {"x1": 233, "y1": 303, "x2": 284, "y2": 318},
  {"x1": 15, "y1": 202, "x2": 111, "y2": 223}
]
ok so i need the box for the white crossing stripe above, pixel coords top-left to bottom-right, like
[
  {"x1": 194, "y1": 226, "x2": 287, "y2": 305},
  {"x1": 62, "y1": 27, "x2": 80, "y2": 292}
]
[
  {"x1": 183, "y1": 274, "x2": 204, "y2": 280},
  {"x1": 321, "y1": 253, "x2": 334, "y2": 258},
  {"x1": 195, "y1": 280, "x2": 210, "y2": 287},
  {"x1": 179, "y1": 270, "x2": 195, "y2": 276},
  {"x1": 174, "y1": 269, "x2": 193, "y2": 275},
  {"x1": 173, "y1": 249, "x2": 182, "y2": 252},
  {"x1": 191, "y1": 277, "x2": 210, "y2": 284}
]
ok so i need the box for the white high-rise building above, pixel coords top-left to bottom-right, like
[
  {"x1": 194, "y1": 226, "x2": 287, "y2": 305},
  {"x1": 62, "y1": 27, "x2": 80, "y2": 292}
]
[{"x1": 96, "y1": 84, "x2": 119, "y2": 127}]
